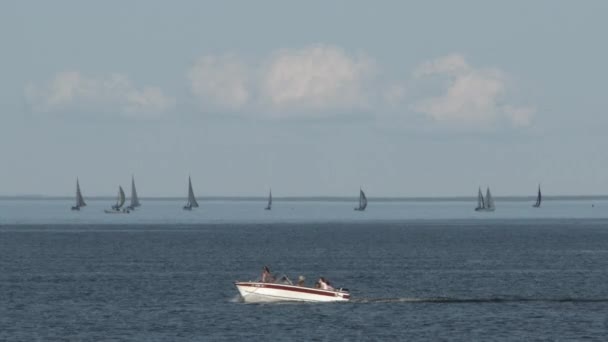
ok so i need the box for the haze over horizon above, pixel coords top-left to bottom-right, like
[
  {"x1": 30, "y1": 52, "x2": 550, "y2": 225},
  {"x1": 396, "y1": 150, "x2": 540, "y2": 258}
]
[{"x1": 2, "y1": 1, "x2": 607, "y2": 197}]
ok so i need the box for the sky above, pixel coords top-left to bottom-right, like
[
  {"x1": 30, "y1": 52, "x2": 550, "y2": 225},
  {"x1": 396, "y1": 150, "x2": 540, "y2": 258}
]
[{"x1": 1, "y1": 0, "x2": 608, "y2": 197}]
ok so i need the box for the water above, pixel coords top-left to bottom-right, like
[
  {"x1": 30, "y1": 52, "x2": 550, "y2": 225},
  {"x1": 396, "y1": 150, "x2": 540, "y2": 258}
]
[
  {"x1": 1, "y1": 197, "x2": 607, "y2": 225},
  {"x1": 2, "y1": 200, "x2": 608, "y2": 340}
]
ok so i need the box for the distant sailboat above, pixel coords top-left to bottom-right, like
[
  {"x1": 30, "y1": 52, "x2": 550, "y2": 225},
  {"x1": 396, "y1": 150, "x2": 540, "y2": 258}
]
[
  {"x1": 532, "y1": 185, "x2": 542, "y2": 208},
  {"x1": 265, "y1": 189, "x2": 272, "y2": 210},
  {"x1": 105, "y1": 186, "x2": 129, "y2": 213},
  {"x1": 126, "y1": 176, "x2": 140, "y2": 210},
  {"x1": 475, "y1": 187, "x2": 495, "y2": 212},
  {"x1": 354, "y1": 188, "x2": 368, "y2": 211},
  {"x1": 71, "y1": 178, "x2": 86, "y2": 211},
  {"x1": 183, "y1": 176, "x2": 199, "y2": 210}
]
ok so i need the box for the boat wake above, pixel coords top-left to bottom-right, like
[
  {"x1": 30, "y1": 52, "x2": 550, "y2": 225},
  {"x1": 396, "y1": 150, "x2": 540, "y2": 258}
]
[
  {"x1": 229, "y1": 295, "x2": 244, "y2": 303},
  {"x1": 351, "y1": 297, "x2": 608, "y2": 304}
]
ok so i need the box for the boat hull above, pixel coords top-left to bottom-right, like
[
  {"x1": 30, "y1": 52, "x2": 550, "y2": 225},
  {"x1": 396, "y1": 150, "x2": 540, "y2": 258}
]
[
  {"x1": 104, "y1": 209, "x2": 130, "y2": 214},
  {"x1": 475, "y1": 207, "x2": 495, "y2": 212},
  {"x1": 235, "y1": 282, "x2": 350, "y2": 303}
]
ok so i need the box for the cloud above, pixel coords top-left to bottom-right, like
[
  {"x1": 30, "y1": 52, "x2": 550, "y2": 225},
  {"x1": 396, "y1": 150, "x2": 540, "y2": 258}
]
[
  {"x1": 187, "y1": 55, "x2": 250, "y2": 111},
  {"x1": 187, "y1": 45, "x2": 375, "y2": 117},
  {"x1": 412, "y1": 53, "x2": 534, "y2": 126},
  {"x1": 25, "y1": 71, "x2": 175, "y2": 118},
  {"x1": 260, "y1": 45, "x2": 374, "y2": 113}
]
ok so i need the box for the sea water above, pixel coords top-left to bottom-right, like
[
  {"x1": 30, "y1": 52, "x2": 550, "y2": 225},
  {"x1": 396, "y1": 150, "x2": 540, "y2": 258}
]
[{"x1": 1, "y1": 199, "x2": 608, "y2": 340}]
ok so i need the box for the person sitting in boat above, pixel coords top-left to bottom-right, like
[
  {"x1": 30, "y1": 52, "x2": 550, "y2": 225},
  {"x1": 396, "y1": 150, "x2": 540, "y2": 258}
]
[
  {"x1": 261, "y1": 265, "x2": 274, "y2": 283},
  {"x1": 297, "y1": 275, "x2": 306, "y2": 287},
  {"x1": 317, "y1": 277, "x2": 334, "y2": 291}
]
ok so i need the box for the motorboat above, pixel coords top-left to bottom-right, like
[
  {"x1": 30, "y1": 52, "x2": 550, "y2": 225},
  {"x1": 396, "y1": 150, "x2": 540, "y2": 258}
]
[{"x1": 234, "y1": 279, "x2": 350, "y2": 303}]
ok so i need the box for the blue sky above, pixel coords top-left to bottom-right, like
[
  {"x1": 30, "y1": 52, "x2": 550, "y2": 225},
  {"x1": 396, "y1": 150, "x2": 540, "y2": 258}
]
[{"x1": 1, "y1": 0, "x2": 607, "y2": 197}]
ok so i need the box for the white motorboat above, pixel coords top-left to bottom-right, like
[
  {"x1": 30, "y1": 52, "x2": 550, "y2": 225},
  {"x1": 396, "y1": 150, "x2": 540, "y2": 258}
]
[{"x1": 234, "y1": 281, "x2": 350, "y2": 303}]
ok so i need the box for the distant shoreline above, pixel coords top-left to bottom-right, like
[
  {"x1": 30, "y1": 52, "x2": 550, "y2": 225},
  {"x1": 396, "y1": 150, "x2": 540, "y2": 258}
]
[{"x1": 1, "y1": 195, "x2": 607, "y2": 202}]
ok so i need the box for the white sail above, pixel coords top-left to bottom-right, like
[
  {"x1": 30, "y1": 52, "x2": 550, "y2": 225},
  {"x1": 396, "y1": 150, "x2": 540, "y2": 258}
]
[
  {"x1": 75, "y1": 178, "x2": 86, "y2": 207},
  {"x1": 355, "y1": 188, "x2": 368, "y2": 211},
  {"x1": 129, "y1": 176, "x2": 140, "y2": 208},
  {"x1": 187, "y1": 176, "x2": 198, "y2": 208},
  {"x1": 359, "y1": 189, "x2": 368, "y2": 210},
  {"x1": 113, "y1": 186, "x2": 126, "y2": 209},
  {"x1": 485, "y1": 187, "x2": 495, "y2": 209}
]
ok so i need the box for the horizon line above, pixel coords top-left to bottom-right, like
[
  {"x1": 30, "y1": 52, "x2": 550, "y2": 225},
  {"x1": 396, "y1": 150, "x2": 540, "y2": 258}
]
[{"x1": 1, "y1": 194, "x2": 607, "y2": 202}]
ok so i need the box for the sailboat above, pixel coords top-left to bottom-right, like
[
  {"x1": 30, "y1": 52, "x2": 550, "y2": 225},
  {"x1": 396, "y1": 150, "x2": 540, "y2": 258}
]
[
  {"x1": 126, "y1": 176, "x2": 141, "y2": 210},
  {"x1": 354, "y1": 188, "x2": 368, "y2": 211},
  {"x1": 475, "y1": 187, "x2": 495, "y2": 212},
  {"x1": 183, "y1": 176, "x2": 199, "y2": 210},
  {"x1": 532, "y1": 185, "x2": 542, "y2": 208},
  {"x1": 105, "y1": 186, "x2": 129, "y2": 213},
  {"x1": 71, "y1": 178, "x2": 86, "y2": 211},
  {"x1": 265, "y1": 189, "x2": 272, "y2": 210}
]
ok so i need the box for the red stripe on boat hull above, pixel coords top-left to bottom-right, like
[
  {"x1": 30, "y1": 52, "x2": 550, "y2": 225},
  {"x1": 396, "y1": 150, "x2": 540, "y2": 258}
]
[{"x1": 235, "y1": 282, "x2": 350, "y2": 299}]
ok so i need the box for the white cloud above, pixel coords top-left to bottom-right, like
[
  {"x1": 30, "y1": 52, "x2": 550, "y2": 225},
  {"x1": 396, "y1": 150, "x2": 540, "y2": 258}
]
[
  {"x1": 187, "y1": 45, "x2": 375, "y2": 117},
  {"x1": 25, "y1": 71, "x2": 175, "y2": 118},
  {"x1": 260, "y1": 45, "x2": 374, "y2": 113},
  {"x1": 187, "y1": 55, "x2": 250, "y2": 111},
  {"x1": 412, "y1": 53, "x2": 534, "y2": 127}
]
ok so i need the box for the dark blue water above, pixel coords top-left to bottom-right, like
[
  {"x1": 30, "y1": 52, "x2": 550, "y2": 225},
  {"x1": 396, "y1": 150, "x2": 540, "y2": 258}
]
[{"x1": 2, "y1": 220, "x2": 608, "y2": 340}]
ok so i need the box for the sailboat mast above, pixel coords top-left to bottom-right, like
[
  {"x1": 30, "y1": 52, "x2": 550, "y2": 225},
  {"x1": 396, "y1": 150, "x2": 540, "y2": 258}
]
[
  {"x1": 265, "y1": 188, "x2": 272, "y2": 210},
  {"x1": 76, "y1": 178, "x2": 86, "y2": 207},
  {"x1": 75, "y1": 179, "x2": 81, "y2": 207},
  {"x1": 534, "y1": 184, "x2": 542, "y2": 207},
  {"x1": 127, "y1": 175, "x2": 141, "y2": 209},
  {"x1": 185, "y1": 176, "x2": 198, "y2": 208}
]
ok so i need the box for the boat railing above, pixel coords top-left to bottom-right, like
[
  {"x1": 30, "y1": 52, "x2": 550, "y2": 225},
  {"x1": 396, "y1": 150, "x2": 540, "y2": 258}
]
[{"x1": 276, "y1": 274, "x2": 293, "y2": 285}]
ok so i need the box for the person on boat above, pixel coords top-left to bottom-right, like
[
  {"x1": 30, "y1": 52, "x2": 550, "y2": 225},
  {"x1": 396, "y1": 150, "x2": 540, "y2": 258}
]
[
  {"x1": 261, "y1": 266, "x2": 274, "y2": 283},
  {"x1": 318, "y1": 277, "x2": 334, "y2": 291},
  {"x1": 297, "y1": 275, "x2": 306, "y2": 287}
]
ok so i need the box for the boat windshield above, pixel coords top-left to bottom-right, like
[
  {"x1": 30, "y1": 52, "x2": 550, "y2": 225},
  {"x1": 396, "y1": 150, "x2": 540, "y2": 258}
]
[{"x1": 258, "y1": 272, "x2": 293, "y2": 285}]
